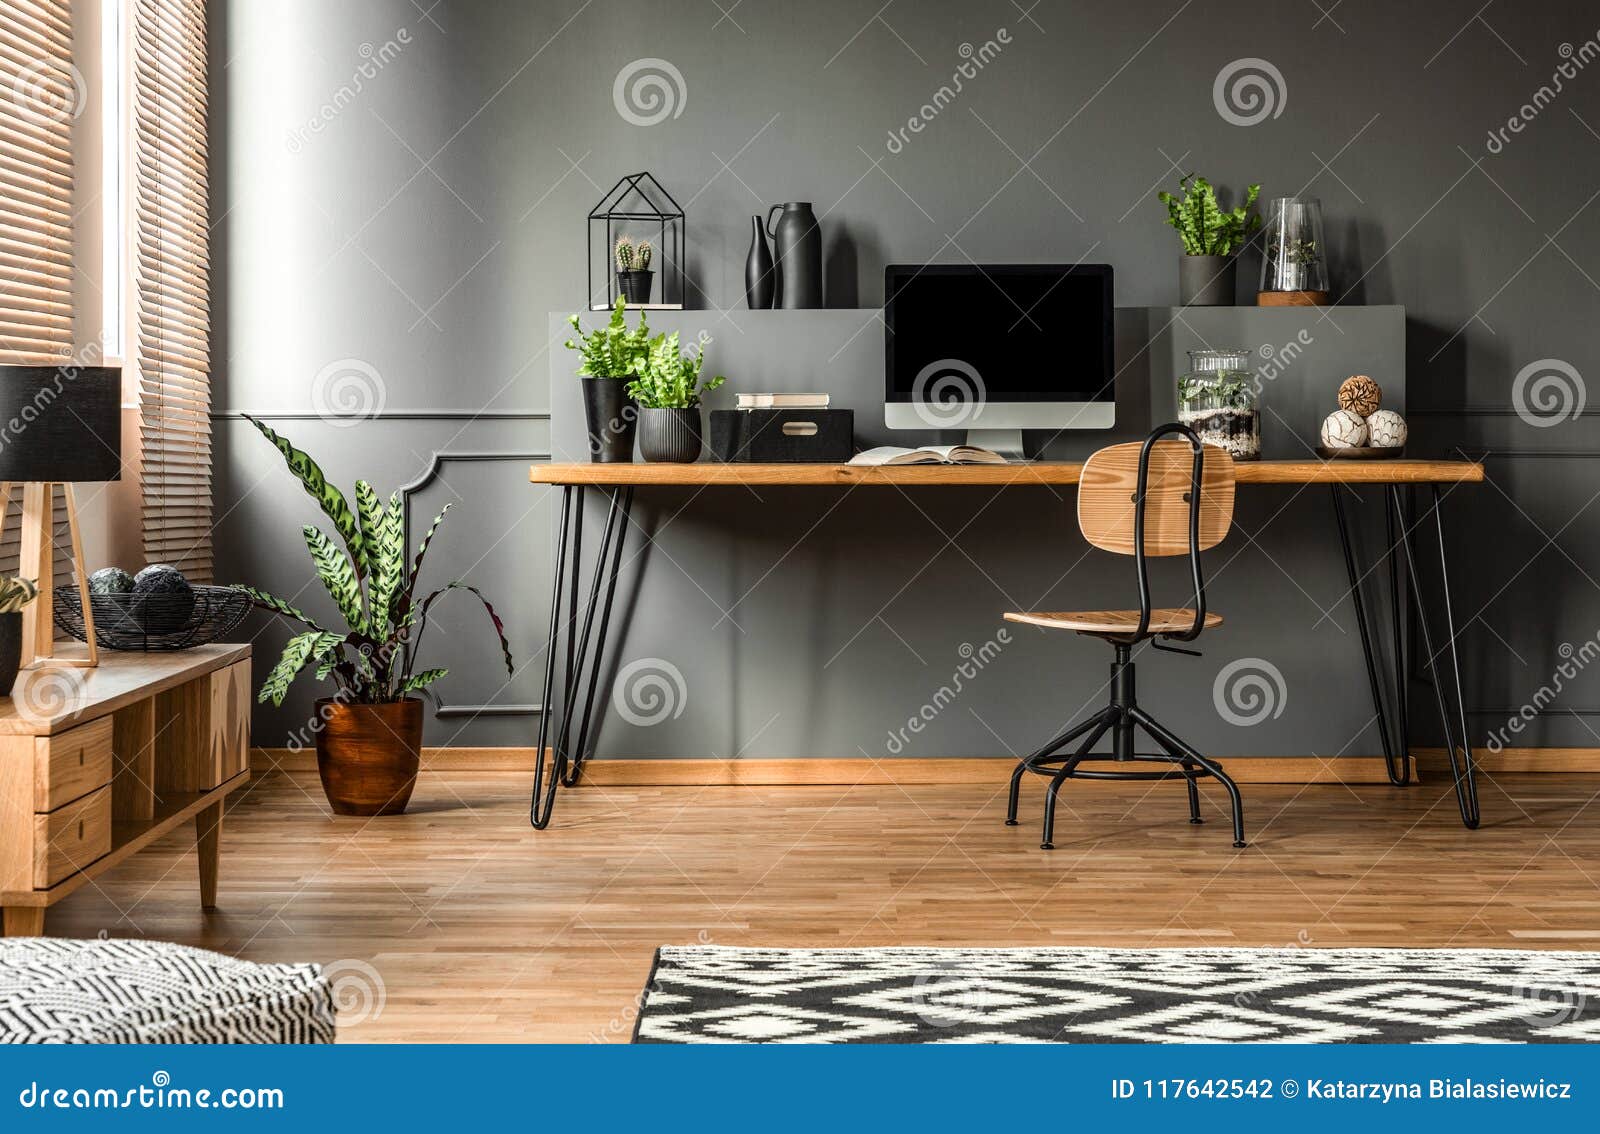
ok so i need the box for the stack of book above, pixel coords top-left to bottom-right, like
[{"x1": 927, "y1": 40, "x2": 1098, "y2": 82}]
[{"x1": 735, "y1": 393, "x2": 830, "y2": 410}]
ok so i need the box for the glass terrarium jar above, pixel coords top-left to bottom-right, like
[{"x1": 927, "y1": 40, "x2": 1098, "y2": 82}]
[
  {"x1": 1259, "y1": 197, "x2": 1328, "y2": 298},
  {"x1": 1178, "y1": 349, "x2": 1261, "y2": 461}
]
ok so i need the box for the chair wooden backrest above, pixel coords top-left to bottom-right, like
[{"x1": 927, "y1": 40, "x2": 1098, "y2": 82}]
[{"x1": 1078, "y1": 438, "x2": 1236, "y2": 556}]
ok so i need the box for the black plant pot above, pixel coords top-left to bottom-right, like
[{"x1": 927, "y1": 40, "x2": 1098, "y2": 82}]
[
  {"x1": 0, "y1": 612, "x2": 21, "y2": 697},
  {"x1": 616, "y1": 270, "x2": 653, "y2": 304},
  {"x1": 580, "y1": 378, "x2": 637, "y2": 463},
  {"x1": 1178, "y1": 255, "x2": 1235, "y2": 306},
  {"x1": 638, "y1": 407, "x2": 702, "y2": 463}
]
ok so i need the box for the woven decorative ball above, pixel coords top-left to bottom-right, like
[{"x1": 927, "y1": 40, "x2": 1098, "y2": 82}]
[
  {"x1": 1366, "y1": 408, "x2": 1408, "y2": 449},
  {"x1": 1337, "y1": 375, "x2": 1382, "y2": 417},
  {"x1": 1320, "y1": 409, "x2": 1369, "y2": 449}
]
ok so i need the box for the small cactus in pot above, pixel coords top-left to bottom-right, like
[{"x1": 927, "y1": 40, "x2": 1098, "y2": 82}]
[{"x1": 615, "y1": 236, "x2": 654, "y2": 304}]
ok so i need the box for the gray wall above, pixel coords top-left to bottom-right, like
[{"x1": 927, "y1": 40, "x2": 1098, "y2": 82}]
[{"x1": 212, "y1": 0, "x2": 1600, "y2": 757}]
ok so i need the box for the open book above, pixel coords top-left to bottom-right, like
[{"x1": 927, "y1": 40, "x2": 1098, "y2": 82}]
[{"x1": 849, "y1": 444, "x2": 1008, "y2": 466}]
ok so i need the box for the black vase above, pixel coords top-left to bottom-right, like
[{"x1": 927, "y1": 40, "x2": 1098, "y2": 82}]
[
  {"x1": 580, "y1": 378, "x2": 637, "y2": 463},
  {"x1": 744, "y1": 215, "x2": 775, "y2": 309},
  {"x1": 0, "y1": 612, "x2": 21, "y2": 697},
  {"x1": 766, "y1": 202, "x2": 822, "y2": 309},
  {"x1": 638, "y1": 407, "x2": 702, "y2": 463},
  {"x1": 616, "y1": 270, "x2": 653, "y2": 304}
]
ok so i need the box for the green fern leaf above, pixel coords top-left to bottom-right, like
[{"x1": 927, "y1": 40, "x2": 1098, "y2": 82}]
[{"x1": 304, "y1": 525, "x2": 366, "y2": 633}]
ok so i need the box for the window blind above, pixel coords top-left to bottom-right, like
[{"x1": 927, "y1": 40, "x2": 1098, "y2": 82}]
[
  {"x1": 0, "y1": 0, "x2": 75, "y2": 581},
  {"x1": 0, "y1": 0, "x2": 75, "y2": 366},
  {"x1": 132, "y1": 0, "x2": 211, "y2": 582}
]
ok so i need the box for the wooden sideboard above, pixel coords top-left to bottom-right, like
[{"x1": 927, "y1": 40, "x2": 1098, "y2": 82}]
[{"x1": 0, "y1": 644, "x2": 251, "y2": 936}]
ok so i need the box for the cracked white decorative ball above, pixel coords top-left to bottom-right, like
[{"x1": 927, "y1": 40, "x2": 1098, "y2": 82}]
[
  {"x1": 1366, "y1": 409, "x2": 1408, "y2": 449},
  {"x1": 1320, "y1": 409, "x2": 1368, "y2": 449}
]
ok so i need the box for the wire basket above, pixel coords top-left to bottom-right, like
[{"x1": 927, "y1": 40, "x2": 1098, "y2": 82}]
[{"x1": 54, "y1": 585, "x2": 250, "y2": 651}]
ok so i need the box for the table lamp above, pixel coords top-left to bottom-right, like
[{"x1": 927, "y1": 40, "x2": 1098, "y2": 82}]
[{"x1": 0, "y1": 364, "x2": 123, "y2": 668}]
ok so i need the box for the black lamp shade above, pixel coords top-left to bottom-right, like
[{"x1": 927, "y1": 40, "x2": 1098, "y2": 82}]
[{"x1": 0, "y1": 365, "x2": 122, "y2": 482}]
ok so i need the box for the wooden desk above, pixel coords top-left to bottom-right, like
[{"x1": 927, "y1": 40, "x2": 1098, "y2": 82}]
[
  {"x1": 0, "y1": 645, "x2": 251, "y2": 935},
  {"x1": 525, "y1": 459, "x2": 1485, "y2": 833}
]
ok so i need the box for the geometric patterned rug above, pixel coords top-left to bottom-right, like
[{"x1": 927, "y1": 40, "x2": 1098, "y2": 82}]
[{"x1": 633, "y1": 945, "x2": 1600, "y2": 1043}]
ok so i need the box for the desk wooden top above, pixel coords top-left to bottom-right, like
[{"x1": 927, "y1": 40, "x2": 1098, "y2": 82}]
[
  {"x1": 531, "y1": 459, "x2": 1484, "y2": 488},
  {"x1": 0, "y1": 643, "x2": 251, "y2": 735}
]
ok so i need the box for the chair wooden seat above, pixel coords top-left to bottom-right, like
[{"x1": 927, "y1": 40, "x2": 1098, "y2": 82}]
[{"x1": 1004, "y1": 608, "x2": 1223, "y2": 636}]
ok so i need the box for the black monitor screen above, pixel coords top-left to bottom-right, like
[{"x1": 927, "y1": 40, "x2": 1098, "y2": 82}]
[{"x1": 884, "y1": 265, "x2": 1113, "y2": 403}]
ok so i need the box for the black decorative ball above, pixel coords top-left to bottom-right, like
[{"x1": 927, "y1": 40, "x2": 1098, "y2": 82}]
[
  {"x1": 89, "y1": 567, "x2": 136, "y2": 595},
  {"x1": 131, "y1": 564, "x2": 195, "y2": 633}
]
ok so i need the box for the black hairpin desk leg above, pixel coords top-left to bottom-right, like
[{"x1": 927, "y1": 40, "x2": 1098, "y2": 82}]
[
  {"x1": 530, "y1": 485, "x2": 635, "y2": 828},
  {"x1": 1331, "y1": 485, "x2": 1408, "y2": 785},
  {"x1": 1393, "y1": 485, "x2": 1480, "y2": 829}
]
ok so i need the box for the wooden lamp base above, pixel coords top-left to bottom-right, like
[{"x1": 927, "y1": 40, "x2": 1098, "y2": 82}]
[{"x1": 0, "y1": 481, "x2": 97, "y2": 669}]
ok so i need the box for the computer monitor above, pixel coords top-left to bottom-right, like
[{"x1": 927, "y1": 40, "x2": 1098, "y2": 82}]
[{"x1": 884, "y1": 263, "x2": 1115, "y2": 458}]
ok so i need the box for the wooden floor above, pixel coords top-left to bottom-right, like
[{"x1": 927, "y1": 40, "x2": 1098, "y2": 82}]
[{"x1": 39, "y1": 768, "x2": 1600, "y2": 1043}]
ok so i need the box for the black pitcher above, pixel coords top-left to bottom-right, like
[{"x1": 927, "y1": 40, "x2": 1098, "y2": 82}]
[{"x1": 765, "y1": 202, "x2": 822, "y2": 309}]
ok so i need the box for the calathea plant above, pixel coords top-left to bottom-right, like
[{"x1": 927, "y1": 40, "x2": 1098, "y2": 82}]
[
  {"x1": 234, "y1": 416, "x2": 513, "y2": 707},
  {"x1": 1158, "y1": 174, "x2": 1262, "y2": 256},
  {"x1": 0, "y1": 577, "x2": 38, "y2": 614}
]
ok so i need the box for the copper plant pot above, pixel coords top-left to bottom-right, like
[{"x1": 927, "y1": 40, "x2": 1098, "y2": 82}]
[{"x1": 314, "y1": 698, "x2": 423, "y2": 816}]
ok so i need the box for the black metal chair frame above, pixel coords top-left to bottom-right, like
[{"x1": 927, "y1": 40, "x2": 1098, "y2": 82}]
[{"x1": 1004, "y1": 424, "x2": 1248, "y2": 849}]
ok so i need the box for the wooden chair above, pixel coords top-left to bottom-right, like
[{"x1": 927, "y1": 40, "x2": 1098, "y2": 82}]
[{"x1": 1003, "y1": 424, "x2": 1247, "y2": 849}]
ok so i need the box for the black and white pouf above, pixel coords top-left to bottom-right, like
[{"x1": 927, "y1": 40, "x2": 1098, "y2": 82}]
[
  {"x1": 633, "y1": 946, "x2": 1600, "y2": 1043},
  {"x1": 0, "y1": 937, "x2": 335, "y2": 1044}
]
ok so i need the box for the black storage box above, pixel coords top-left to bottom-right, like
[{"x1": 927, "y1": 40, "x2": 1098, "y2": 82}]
[{"x1": 709, "y1": 409, "x2": 854, "y2": 463}]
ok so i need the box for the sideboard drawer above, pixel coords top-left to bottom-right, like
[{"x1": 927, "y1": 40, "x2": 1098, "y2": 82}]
[
  {"x1": 34, "y1": 718, "x2": 115, "y2": 812},
  {"x1": 34, "y1": 786, "x2": 112, "y2": 888}
]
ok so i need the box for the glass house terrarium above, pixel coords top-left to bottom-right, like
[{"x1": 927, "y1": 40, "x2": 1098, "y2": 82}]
[
  {"x1": 1259, "y1": 196, "x2": 1328, "y2": 303},
  {"x1": 1178, "y1": 349, "x2": 1261, "y2": 461}
]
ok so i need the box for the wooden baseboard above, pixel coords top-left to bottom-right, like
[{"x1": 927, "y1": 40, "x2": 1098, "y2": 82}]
[
  {"x1": 1415, "y1": 747, "x2": 1600, "y2": 773},
  {"x1": 252, "y1": 748, "x2": 1428, "y2": 785}
]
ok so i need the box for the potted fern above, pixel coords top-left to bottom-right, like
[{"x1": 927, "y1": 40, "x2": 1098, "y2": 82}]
[
  {"x1": 565, "y1": 297, "x2": 653, "y2": 462},
  {"x1": 629, "y1": 330, "x2": 726, "y2": 462},
  {"x1": 235, "y1": 417, "x2": 513, "y2": 816},
  {"x1": 614, "y1": 236, "x2": 653, "y2": 304},
  {"x1": 1157, "y1": 174, "x2": 1261, "y2": 306},
  {"x1": 0, "y1": 576, "x2": 38, "y2": 696}
]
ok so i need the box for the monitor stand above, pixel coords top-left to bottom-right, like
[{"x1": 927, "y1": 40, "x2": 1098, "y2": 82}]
[{"x1": 965, "y1": 428, "x2": 1027, "y2": 462}]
